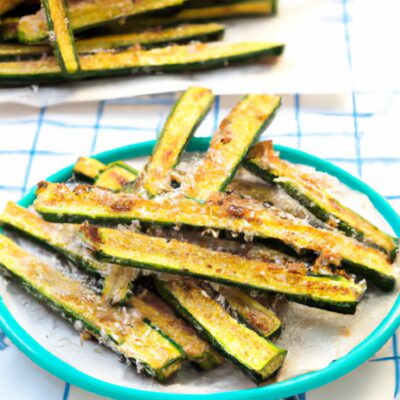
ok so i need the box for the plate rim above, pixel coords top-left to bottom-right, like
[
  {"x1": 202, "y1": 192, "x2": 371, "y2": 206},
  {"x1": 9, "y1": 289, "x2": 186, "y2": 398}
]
[{"x1": 0, "y1": 137, "x2": 399, "y2": 400}]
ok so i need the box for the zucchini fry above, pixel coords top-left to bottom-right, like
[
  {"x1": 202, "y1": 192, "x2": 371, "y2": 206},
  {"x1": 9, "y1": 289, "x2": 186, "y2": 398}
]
[
  {"x1": 18, "y1": 0, "x2": 187, "y2": 43},
  {"x1": 105, "y1": 0, "x2": 276, "y2": 33},
  {"x1": 155, "y1": 278, "x2": 285, "y2": 383},
  {"x1": 0, "y1": 41, "x2": 284, "y2": 82},
  {"x1": 96, "y1": 162, "x2": 139, "y2": 192},
  {"x1": 0, "y1": 234, "x2": 184, "y2": 382},
  {"x1": 135, "y1": 86, "x2": 214, "y2": 196},
  {"x1": 73, "y1": 156, "x2": 106, "y2": 180},
  {"x1": 81, "y1": 224, "x2": 365, "y2": 314},
  {"x1": 244, "y1": 141, "x2": 399, "y2": 257},
  {"x1": 42, "y1": 0, "x2": 80, "y2": 74},
  {"x1": 0, "y1": 23, "x2": 225, "y2": 61},
  {"x1": 184, "y1": 94, "x2": 280, "y2": 199},
  {"x1": 76, "y1": 23, "x2": 225, "y2": 53},
  {"x1": 0, "y1": 43, "x2": 49, "y2": 61},
  {"x1": 34, "y1": 182, "x2": 395, "y2": 290}
]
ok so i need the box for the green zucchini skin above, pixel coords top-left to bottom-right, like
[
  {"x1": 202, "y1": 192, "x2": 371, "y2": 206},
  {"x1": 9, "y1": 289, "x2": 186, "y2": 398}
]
[
  {"x1": 34, "y1": 182, "x2": 395, "y2": 291},
  {"x1": 243, "y1": 141, "x2": 399, "y2": 259},
  {"x1": 0, "y1": 42, "x2": 284, "y2": 82},
  {"x1": 41, "y1": 0, "x2": 80, "y2": 75},
  {"x1": 0, "y1": 234, "x2": 185, "y2": 381},
  {"x1": 135, "y1": 86, "x2": 214, "y2": 196},
  {"x1": 154, "y1": 278, "x2": 286, "y2": 383}
]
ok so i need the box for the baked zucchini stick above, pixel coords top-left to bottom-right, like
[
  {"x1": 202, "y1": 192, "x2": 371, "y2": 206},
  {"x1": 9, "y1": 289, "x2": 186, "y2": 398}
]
[
  {"x1": 81, "y1": 224, "x2": 365, "y2": 314},
  {"x1": 73, "y1": 156, "x2": 106, "y2": 180},
  {"x1": 0, "y1": 202, "x2": 138, "y2": 304},
  {"x1": 0, "y1": 23, "x2": 225, "y2": 61},
  {"x1": 130, "y1": 288, "x2": 223, "y2": 370},
  {"x1": 34, "y1": 183, "x2": 395, "y2": 290},
  {"x1": 0, "y1": 234, "x2": 184, "y2": 382},
  {"x1": 0, "y1": 42, "x2": 285, "y2": 82},
  {"x1": 135, "y1": 86, "x2": 214, "y2": 196},
  {"x1": 96, "y1": 162, "x2": 139, "y2": 192},
  {"x1": 18, "y1": 0, "x2": 186, "y2": 43},
  {"x1": 154, "y1": 278, "x2": 286, "y2": 383},
  {"x1": 0, "y1": 44, "x2": 50, "y2": 61},
  {"x1": 76, "y1": 23, "x2": 225, "y2": 53},
  {"x1": 41, "y1": 0, "x2": 80, "y2": 74},
  {"x1": 244, "y1": 141, "x2": 399, "y2": 258},
  {"x1": 105, "y1": 0, "x2": 276, "y2": 33},
  {"x1": 184, "y1": 94, "x2": 280, "y2": 200}
]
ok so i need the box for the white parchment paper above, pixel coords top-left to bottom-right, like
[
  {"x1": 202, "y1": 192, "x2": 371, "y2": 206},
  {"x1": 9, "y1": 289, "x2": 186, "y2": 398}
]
[{"x1": 0, "y1": 157, "x2": 398, "y2": 394}]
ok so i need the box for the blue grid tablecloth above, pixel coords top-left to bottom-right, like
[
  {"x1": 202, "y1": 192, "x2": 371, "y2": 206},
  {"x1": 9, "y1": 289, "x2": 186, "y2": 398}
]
[{"x1": 0, "y1": 90, "x2": 399, "y2": 400}]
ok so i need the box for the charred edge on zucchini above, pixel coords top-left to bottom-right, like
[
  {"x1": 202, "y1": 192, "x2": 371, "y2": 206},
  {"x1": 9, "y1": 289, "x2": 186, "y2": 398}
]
[
  {"x1": 184, "y1": 94, "x2": 280, "y2": 200},
  {"x1": 130, "y1": 287, "x2": 224, "y2": 369},
  {"x1": 42, "y1": 0, "x2": 80, "y2": 74},
  {"x1": 34, "y1": 182, "x2": 395, "y2": 291},
  {"x1": 17, "y1": 0, "x2": 187, "y2": 43},
  {"x1": 0, "y1": 234, "x2": 185, "y2": 381},
  {"x1": 0, "y1": 42, "x2": 285, "y2": 81},
  {"x1": 80, "y1": 224, "x2": 365, "y2": 314},
  {"x1": 155, "y1": 278, "x2": 286, "y2": 383},
  {"x1": 96, "y1": 161, "x2": 139, "y2": 192},
  {"x1": 244, "y1": 140, "x2": 399, "y2": 258},
  {"x1": 135, "y1": 86, "x2": 214, "y2": 196}
]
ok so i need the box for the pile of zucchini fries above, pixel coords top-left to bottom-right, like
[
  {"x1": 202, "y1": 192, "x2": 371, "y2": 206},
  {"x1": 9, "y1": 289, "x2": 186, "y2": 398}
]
[
  {"x1": 0, "y1": 0, "x2": 284, "y2": 83},
  {"x1": 0, "y1": 87, "x2": 398, "y2": 384}
]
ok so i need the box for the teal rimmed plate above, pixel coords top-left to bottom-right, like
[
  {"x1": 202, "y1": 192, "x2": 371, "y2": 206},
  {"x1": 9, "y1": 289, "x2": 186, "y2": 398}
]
[{"x1": 0, "y1": 138, "x2": 399, "y2": 400}]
